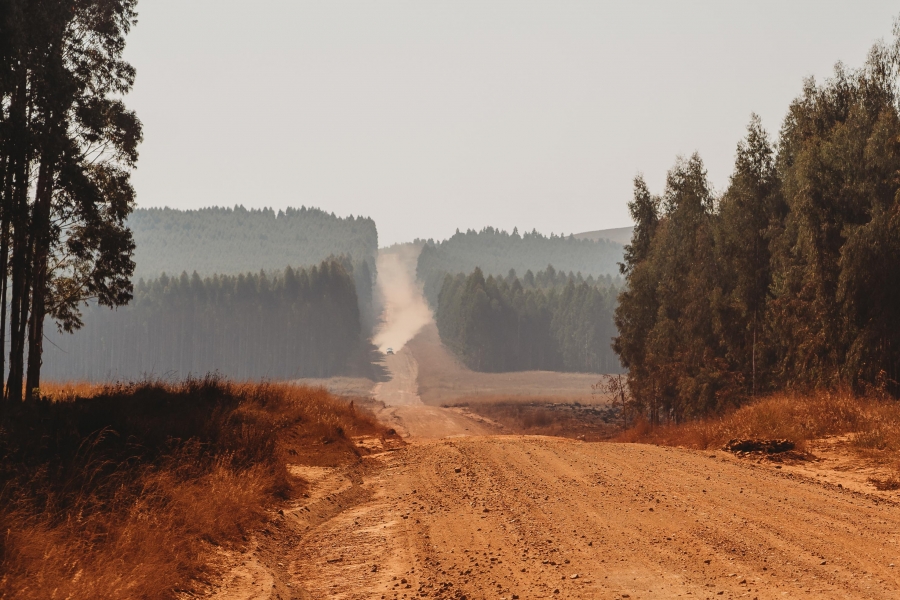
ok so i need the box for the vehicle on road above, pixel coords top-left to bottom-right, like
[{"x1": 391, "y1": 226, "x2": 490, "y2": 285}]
[{"x1": 386, "y1": 347, "x2": 394, "y2": 355}]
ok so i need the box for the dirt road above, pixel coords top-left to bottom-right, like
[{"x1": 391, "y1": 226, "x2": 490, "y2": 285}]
[
  {"x1": 373, "y1": 347, "x2": 496, "y2": 439},
  {"x1": 284, "y1": 436, "x2": 900, "y2": 599},
  {"x1": 369, "y1": 244, "x2": 497, "y2": 439}
]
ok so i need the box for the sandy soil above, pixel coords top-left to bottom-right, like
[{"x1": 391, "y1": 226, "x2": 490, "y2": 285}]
[{"x1": 211, "y1": 435, "x2": 900, "y2": 600}]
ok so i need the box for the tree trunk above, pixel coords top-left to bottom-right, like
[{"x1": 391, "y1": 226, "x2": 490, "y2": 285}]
[
  {"x1": 0, "y1": 145, "x2": 10, "y2": 401},
  {"x1": 25, "y1": 156, "x2": 54, "y2": 401},
  {"x1": 5, "y1": 166, "x2": 30, "y2": 402},
  {"x1": 0, "y1": 213, "x2": 10, "y2": 397},
  {"x1": 4, "y1": 66, "x2": 30, "y2": 402}
]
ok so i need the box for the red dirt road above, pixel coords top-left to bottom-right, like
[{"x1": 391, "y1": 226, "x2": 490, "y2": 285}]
[
  {"x1": 282, "y1": 435, "x2": 900, "y2": 599},
  {"x1": 209, "y1": 379, "x2": 900, "y2": 600}
]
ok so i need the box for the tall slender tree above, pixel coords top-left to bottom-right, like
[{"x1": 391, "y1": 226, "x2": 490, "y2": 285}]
[
  {"x1": 613, "y1": 176, "x2": 661, "y2": 418},
  {"x1": 715, "y1": 115, "x2": 783, "y2": 396},
  {"x1": 0, "y1": 0, "x2": 141, "y2": 401}
]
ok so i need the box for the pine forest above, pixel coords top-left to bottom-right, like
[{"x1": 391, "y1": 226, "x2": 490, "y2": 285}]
[
  {"x1": 129, "y1": 206, "x2": 379, "y2": 328},
  {"x1": 416, "y1": 226, "x2": 623, "y2": 306},
  {"x1": 435, "y1": 266, "x2": 622, "y2": 373},
  {"x1": 41, "y1": 260, "x2": 368, "y2": 381}
]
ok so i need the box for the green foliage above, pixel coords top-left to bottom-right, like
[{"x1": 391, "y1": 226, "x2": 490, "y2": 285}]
[
  {"x1": 128, "y1": 206, "x2": 379, "y2": 330},
  {"x1": 42, "y1": 260, "x2": 369, "y2": 380},
  {"x1": 615, "y1": 27, "x2": 900, "y2": 421},
  {"x1": 129, "y1": 206, "x2": 377, "y2": 280},
  {"x1": 417, "y1": 226, "x2": 624, "y2": 307},
  {"x1": 435, "y1": 266, "x2": 622, "y2": 373},
  {"x1": 0, "y1": 0, "x2": 142, "y2": 400}
]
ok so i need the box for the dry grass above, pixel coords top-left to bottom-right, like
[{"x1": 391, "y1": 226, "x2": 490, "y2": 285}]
[
  {"x1": 869, "y1": 470, "x2": 900, "y2": 491},
  {"x1": 37, "y1": 380, "x2": 103, "y2": 401},
  {"x1": 448, "y1": 395, "x2": 619, "y2": 441},
  {"x1": 409, "y1": 324, "x2": 604, "y2": 405},
  {"x1": 290, "y1": 376, "x2": 377, "y2": 398},
  {"x1": 616, "y1": 391, "x2": 900, "y2": 466},
  {"x1": 0, "y1": 377, "x2": 386, "y2": 600}
]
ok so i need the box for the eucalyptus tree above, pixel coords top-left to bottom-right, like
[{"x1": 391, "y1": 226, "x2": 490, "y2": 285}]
[
  {"x1": 715, "y1": 115, "x2": 783, "y2": 396},
  {"x1": 612, "y1": 176, "x2": 661, "y2": 419},
  {"x1": 0, "y1": 0, "x2": 141, "y2": 401}
]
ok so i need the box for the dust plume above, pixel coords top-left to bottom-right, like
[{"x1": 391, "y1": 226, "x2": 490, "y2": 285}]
[{"x1": 372, "y1": 245, "x2": 434, "y2": 353}]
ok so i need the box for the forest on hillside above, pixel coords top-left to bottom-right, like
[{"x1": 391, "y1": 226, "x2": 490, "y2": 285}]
[
  {"x1": 436, "y1": 266, "x2": 621, "y2": 373},
  {"x1": 42, "y1": 260, "x2": 371, "y2": 381},
  {"x1": 615, "y1": 32, "x2": 900, "y2": 422},
  {"x1": 416, "y1": 227, "x2": 623, "y2": 306},
  {"x1": 129, "y1": 206, "x2": 378, "y2": 328}
]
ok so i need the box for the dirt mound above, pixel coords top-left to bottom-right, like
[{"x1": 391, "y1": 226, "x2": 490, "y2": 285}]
[{"x1": 724, "y1": 438, "x2": 795, "y2": 454}]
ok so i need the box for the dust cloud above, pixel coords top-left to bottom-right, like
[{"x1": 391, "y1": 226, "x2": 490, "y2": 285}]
[{"x1": 372, "y1": 245, "x2": 433, "y2": 353}]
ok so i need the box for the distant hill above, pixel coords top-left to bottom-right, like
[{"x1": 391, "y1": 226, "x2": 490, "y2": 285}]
[
  {"x1": 416, "y1": 226, "x2": 624, "y2": 306},
  {"x1": 574, "y1": 226, "x2": 634, "y2": 245}
]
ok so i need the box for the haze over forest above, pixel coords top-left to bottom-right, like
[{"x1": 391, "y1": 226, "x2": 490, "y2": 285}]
[{"x1": 6, "y1": 4, "x2": 900, "y2": 599}]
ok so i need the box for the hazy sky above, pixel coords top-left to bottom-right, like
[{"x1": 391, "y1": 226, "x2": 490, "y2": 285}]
[{"x1": 124, "y1": 1, "x2": 898, "y2": 246}]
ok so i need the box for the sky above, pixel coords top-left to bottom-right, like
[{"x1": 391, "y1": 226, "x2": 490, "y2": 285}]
[{"x1": 123, "y1": 1, "x2": 899, "y2": 246}]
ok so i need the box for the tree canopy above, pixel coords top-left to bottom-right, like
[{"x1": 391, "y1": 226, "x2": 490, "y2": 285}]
[
  {"x1": 615, "y1": 27, "x2": 900, "y2": 422},
  {"x1": 416, "y1": 226, "x2": 623, "y2": 306},
  {"x1": 436, "y1": 266, "x2": 622, "y2": 373},
  {"x1": 129, "y1": 206, "x2": 377, "y2": 280},
  {"x1": 42, "y1": 259, "x2": 370, "y2": 381}
]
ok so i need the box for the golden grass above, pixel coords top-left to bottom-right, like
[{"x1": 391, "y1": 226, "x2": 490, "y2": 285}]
[
  {"x1": 37, "y1": 380, "x2": 103, "y2": 401},
  {"x1": 0, "y1": 377, "x2": 386, "y2": 600},
  {"x1": 616, "y1": 391, "x2": 900, "y2": 461}
]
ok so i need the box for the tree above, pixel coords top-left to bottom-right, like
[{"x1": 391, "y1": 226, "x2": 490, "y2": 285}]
[
  {"x1": 593, "y1": 373, "x2": 631, "y2": 429},
  {"x1": 0, "y1": 0, "x2": 141, "y2": 401},
  {"x1": 613, "y1": 176, "x2": 661, "y2": 419},
  {"x1": 715, "y1": 115, "x2": 783, "y2": 396},
  {"x1": 612, "y1": 21, "x2": 900, "y2": 419},
  {"x1": 769, "y1": 35, "x2": 900, "y2": 392}
]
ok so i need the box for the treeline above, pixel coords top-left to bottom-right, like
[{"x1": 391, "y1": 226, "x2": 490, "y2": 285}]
[
  {"x1": 615, "y1": 32, "x2": 900, "y2": 422},
  {"x1": 417, "y1": 227, "x2": 623, "y2": 306},
  {"x1": 0, "y1": 1, "x2": 141, "y2": 400},
  {"x1": 435, "y1": 266, "x2": 621, "y2": 373},
  {"x1": 42, "y1": 259, "x2": 369, "y2": 381},
  {"x1": 129, "y1": 206, "x2": 378, "y2": 329}
]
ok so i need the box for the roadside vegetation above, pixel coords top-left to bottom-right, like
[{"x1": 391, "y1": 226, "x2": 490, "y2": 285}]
[
  {"x1": 614, "y1": 26, "x2": 900, "y2": 422},
  {"x1": 0, "y1": 378, "x2": 388, "y2": 600},
  {"x1": 617, "y1": 390, "x2": 900, "y2": 488}
]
